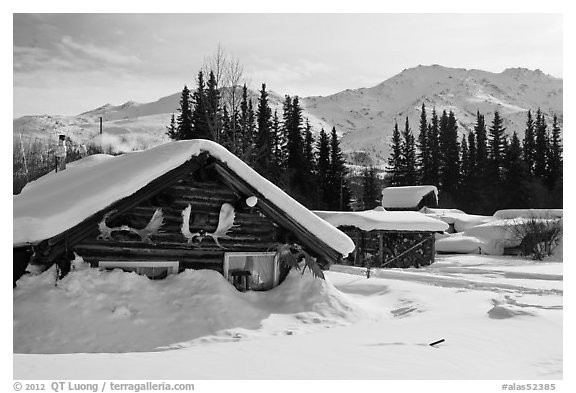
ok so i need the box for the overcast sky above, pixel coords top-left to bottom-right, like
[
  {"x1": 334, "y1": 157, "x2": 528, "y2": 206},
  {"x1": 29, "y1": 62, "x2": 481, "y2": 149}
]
[{"x1": 13, "y1": 13, "x2": 562, "y2": 117}]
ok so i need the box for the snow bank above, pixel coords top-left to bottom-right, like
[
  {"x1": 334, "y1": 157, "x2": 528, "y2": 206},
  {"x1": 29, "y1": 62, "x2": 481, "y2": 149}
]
[
  {"x1": 314, "y1": 207, "x2": 448, "y2": 232},
  {"x1": 419, "y1": 207, "x2": 496, "y2": 232},
  {"x1": 494, "y1": 209, "x2": 563, "y2": 219},
  {"x1": 381, "y1": 185, "x2": 438, "y2": 209},
  {"x1": 435, "y1": 233, "x2": 484, "y2": 254},
  {"x1": 14, "y1": 266, "x2": 363, "y2": 354},
  {"x1": 436, "y1": 217, "x2": 562, "y2": 255},
  {"x1": 13, "y1": 140, "x2": 354, "y2": 256}
]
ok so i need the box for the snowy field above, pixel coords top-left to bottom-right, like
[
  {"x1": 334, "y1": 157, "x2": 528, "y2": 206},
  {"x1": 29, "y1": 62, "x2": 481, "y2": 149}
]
[{"x1": 13, "y1": 254, "x2": 562, "y2": 380}]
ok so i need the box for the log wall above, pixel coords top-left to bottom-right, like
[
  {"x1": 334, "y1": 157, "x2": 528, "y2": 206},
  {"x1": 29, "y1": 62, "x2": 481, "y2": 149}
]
[
  {"x1": 340, "y1": 226, "x2": 436, "y2": 268},
  {"x1": 74, "y1": 174, "x2": 279, "y2": 273}
]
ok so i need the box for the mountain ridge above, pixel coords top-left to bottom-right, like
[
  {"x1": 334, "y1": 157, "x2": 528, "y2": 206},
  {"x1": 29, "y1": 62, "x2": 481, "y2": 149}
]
[{"x1": 13, "y1": 65, "x2": 562, "y2": 165}]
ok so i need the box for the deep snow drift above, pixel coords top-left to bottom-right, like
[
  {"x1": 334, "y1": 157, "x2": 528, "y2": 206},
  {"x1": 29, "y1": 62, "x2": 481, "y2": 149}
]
[{"x1": 14, "y1": 253, "x2": 562, "y2": 380}]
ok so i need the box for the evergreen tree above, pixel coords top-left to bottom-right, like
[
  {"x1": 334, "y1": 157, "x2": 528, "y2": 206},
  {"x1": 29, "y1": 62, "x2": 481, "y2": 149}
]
[
  {"x1": 467, "y1": 130, "x2": 476, "y2": 174},
  {"x1": 328, "y1": 127, "x2": 350, "y2": 210},
  {"x1": 176, "y1": 85, "x2": 193, "y2": 140},
  {"x1": 205, "y1": 70, "x2": 221, "y2": 142},
  {"x1": 523, "y1": 110, "x2": 536, "y2": 174},
  {"x1": 534, "y1": 109, "x2": 548, "y2": 179},
  {"x1": 361, "y1": 166, "x2": 379, "y2": 210},
  {"x1": 285, "y1": 96, "x2": 304, "y2": 171},
  {"x1": 316, "y1": 128, "x2": 331, "y2": 208},
  {"x1": 254, "y1": 83, "x2": 273, "y2": 178},
  {"x1": 270, "y1": 110, "x2": 283, "y2": 183},
  {"x1": 166, "y1": 113, "x2": 177, "y2": 139},
  {"x1": 386, "y1": 121, "x2": 404, "y2": 186},
  {"x1": 281, "y1": 95, "x2": 293, "y2": 165},
  {"x1": 417, "y1": 103, "x2": 432, "y2": 184},
  {"x1": 303, "y1": 119, "x2": 315, "y2": 173},
  {"x1": 460, "y1": 134, "x2": 470, "y2": 180},
  {"x1": 487, "y1": 110, "x2": 506, "y2": 179},
  {"x1": 502, "y1": 131, "x2": 532, "y2": 208},
  {"x1": 190, "y1": 71, "x2": 212, "y2": 140},
  {"x1": 474, "y1": 111, "x2": 488, "y2": 170},
  {"x1": 220, "y1": 106, "x2": 233, "y2": 151},
  {"x1": 547, "y1": 114, "x2": 563, "y2": 194},
  {"x1": 428, "y1": 107, "x2": 440, "y2": 185},
  {"x1": 401, "y1": 116, "x2": 417, "y2": 185},
  {"x1": 438, "y1": 110, "x2": 460, "y2": 200}
]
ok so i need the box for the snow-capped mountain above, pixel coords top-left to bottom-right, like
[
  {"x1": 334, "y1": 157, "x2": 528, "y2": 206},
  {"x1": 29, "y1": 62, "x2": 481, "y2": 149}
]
[
  {"x1": 13, "y1": 65, "x2": 562, "y2": 164},
  {"x1": 302, "y1": 65, "x2": 562, "y2": 164}
]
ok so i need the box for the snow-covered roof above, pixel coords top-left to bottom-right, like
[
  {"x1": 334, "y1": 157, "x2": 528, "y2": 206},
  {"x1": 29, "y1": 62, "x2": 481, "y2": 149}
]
[
  {"x1": 313, "y1": 207, "x2": 449, "y2": 232},
  {"x1": 13, "y1": 140, "x2": 355, "y2": 256},
  {"x1": 381, "y1": 185, "x2": 438, "y2": 209}
]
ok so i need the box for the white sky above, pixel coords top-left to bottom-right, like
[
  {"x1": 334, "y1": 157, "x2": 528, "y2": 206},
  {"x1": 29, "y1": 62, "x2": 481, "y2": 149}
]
[{"x1": 13, "y1": 13, "x2": 563, "y2": 117}]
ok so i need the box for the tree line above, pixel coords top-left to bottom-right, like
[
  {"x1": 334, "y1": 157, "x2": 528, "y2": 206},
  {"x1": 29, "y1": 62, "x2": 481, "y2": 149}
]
[
  {"x1": 167, "y1": 70, "x2": 351, "y2": 211},
  {"x1": 385, "y1": 104, "x2": 563, "y2": 214}
]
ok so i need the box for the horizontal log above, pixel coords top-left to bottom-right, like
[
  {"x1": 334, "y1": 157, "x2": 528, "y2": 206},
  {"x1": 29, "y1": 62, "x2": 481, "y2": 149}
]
[
  {"x1": 83, "y1": 257, "x2": 224, "y2": 273},
  {"x1": 169, "y1": 184, "x2": 236, "y2": 197}
]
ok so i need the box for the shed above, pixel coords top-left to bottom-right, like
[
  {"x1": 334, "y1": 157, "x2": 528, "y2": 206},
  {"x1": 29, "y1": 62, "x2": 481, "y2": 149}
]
[
  {"x1": 314, "y1": 207, "x2": 448, "y2": 268},
  {"x1": 381, "y1": 185, "x2": 438, "y2": 211},
  {"x1": 13, "y1": 140, "x2": 355, "y2": 290}
]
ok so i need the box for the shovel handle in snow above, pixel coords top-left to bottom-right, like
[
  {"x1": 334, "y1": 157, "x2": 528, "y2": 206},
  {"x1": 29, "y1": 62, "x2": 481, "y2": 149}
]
[{"x1": 429, "y1": 339, "x2": 445, "y2": 347}]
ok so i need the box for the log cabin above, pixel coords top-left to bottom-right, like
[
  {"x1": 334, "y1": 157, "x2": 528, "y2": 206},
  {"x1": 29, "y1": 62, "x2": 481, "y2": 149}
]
[
  {"x1": 13, "y1": 140, "x2": 355, "y2": 290},
  {"x1": 314, "y1": 207, "x2": 448, "y2": 268}
]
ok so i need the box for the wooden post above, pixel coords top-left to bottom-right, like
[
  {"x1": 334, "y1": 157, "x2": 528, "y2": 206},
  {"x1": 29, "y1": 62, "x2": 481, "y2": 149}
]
[{"x1": 378, "y1": 232, "x2": 384, "y2": 266}]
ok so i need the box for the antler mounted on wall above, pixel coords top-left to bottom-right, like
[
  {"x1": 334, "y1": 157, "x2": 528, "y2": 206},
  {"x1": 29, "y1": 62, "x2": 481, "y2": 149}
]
[
  {"x1": 97, "y1": 208, "x2": 164, "y2": 244},
  {"x1": 181, "y1": 203, "x2": 238, "y2": 249}
]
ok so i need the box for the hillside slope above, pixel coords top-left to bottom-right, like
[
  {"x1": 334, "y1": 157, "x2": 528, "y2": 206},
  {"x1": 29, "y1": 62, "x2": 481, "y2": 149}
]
[{"x1": 13, "y1": 65, "x2": 562, "y2": 164}]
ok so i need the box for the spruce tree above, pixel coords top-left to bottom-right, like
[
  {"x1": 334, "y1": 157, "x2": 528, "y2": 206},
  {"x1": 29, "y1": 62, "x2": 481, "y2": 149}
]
[
  {"x1": 438, "y1": 110, "x2": 460, "y2": 198},
  {"x1": 460, "y1": 134, "x2": 470, "y2": 180},
  {"x1": 303, "y1": 119, "x2": 315, "y2": 173},
  {"x1": 285, "y1": 96, "x2": 304, "y2": 171},
  {"x1": 487, "y1": 110, "x2": 506, "y2": 180},
  {"x1": 316, "y1": 128, "x2": 331, "y2": 208},
  {"x1": 205, "y1": 70, "x2": 221, "y2": 142},
  {"x1": 190, "y1": 71, "x2": 212, "y2": 140},
  {"x1": 523, "y1": 110, "x2": 536, "y2": 174},
  {"x1": 362, "y1": 166, "x2": 379, "y2": 210},
  {"x1": 467, "y1": 130, "x2": 476, "y2": 174},
  {"x1": 254, "y1": 83, "x2": 273, "y2": 178},
  {"x1": 166, "y1": 113, "x2": 177, "y2": 139},
  {"x1": 401, "y1": 116, "x2": 417, "y2": 185},
  {"x1": 417, "y1": 103, "x2": 431, "y2": 184},
  {"x1": 272, "y1": 111, "x2": 286, "y2": 173},
  {"x1": 428, "y1": 107, "x2": 440, "y2": 185},
  {"x1": 328, "y1": 127, "x2": 350, "y2": 210},
  {"x1": 386, "y1": 121, "x2": 404, "y2": 187},
  {"x1": 474, "y1": 111, "x2": 488, "y2": 170},
  {"x1": 176, "y1": 85, "x2": 193, "y2": 140},
  {"x1": 534, "y1": 109, "x2": 548, "y2": 179},
  {"x1": 502, "y1": 131, "x2": 532, "y2": 208},
  {"x1": 547, "y1": 114, "x2": 562, "y2": 193}
]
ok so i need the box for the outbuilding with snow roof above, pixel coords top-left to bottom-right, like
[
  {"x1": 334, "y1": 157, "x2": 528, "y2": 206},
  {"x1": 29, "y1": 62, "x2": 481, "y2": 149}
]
[
  {"x1": 13, "y1": 140, "x2": 355, "y2": 290},
  {"x1": 314, "y1": 207, "x2": 448, "y2": 268},
  {"x1": 381, "y1": 185, "x2": 438, "y2": 211}
]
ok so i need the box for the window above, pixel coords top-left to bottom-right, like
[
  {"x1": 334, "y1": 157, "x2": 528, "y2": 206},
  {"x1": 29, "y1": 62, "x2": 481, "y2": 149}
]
[
  {"x1": 98, "y1": 261, "x2": 179, "y2": 280},
  {"x1": 224, "y1": 252, "x2": 279, "y2": 291}
]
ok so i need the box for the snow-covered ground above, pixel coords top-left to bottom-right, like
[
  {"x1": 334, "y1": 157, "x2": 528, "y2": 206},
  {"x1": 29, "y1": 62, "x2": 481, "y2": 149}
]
[{"x1": 14, "y1": 253, "x2": 562, "y2": 380}]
